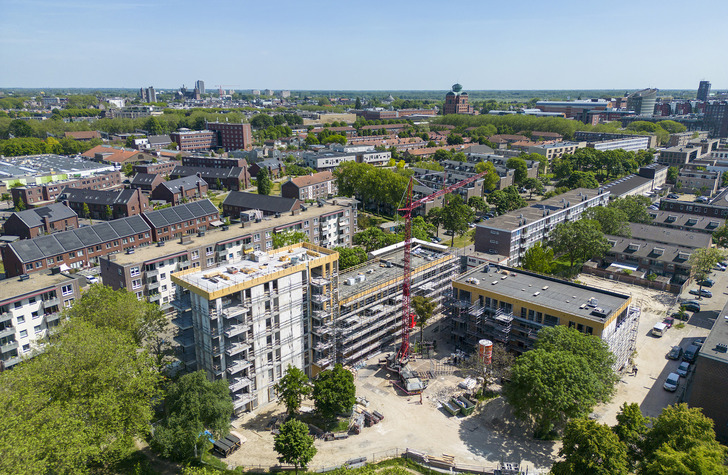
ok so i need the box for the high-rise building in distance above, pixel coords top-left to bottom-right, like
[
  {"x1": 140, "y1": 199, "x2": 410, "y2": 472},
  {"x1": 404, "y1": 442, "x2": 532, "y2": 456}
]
[
  {"x1": 627, "y1": 88, "x2": 658, "y2": 116},
  {"x1": 697, "y1": 80, "x2": 711, "y2": 101},
  {"x1": 195, "y1": 80, "x2": 205, "y2": 95}
]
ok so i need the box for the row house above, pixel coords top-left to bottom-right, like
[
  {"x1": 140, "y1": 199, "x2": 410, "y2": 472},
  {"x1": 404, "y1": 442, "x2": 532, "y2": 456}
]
[
  {"x1": 3, "y1": 203, "x2": 79, "y2": 240},
  {"x1": 11, "y1": 170, "x2": 123, "y2": 208},
  {"x1": 58, "y1": 188, "x2": 150, "y2": 220},
  {"x1": 170, "y1": 166, "x2": 250, "y2": 191},
  {"x1": 151, "y1": 175, "x2": 208, "y2": 206}
]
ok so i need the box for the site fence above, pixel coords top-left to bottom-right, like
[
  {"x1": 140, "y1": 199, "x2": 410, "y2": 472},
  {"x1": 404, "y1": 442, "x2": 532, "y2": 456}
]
[{"x1": 231, "y1": 447, "x2": 547, "y2": 474}]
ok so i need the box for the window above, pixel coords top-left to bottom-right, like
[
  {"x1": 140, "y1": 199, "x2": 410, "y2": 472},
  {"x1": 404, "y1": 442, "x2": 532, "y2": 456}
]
[
  {"x1": 20, "y1": 329, "x2": 28, "y2": 339},
  {"x1": 205, "y1": 246, "x2": 214, "y2": 256},
  {"x1": 132, "y1": 279, "x2": 142, "y2": 289},
  {"x1": 207, "y1": 258, "x2": 214, "y2": 266},
  {"x1": 254, "y1": 233, "x2": 260, "y2": 242},
  {"x1": 32, "y1": 311, "x2": 39, "y2": 320},
  {"x1": 191, "y1": 250, "x2": 199, "y2": 259},
  {"x1": 34, "y1": 325, "x2": 42, "y2": 334},
  {"x1": 61, "y1": 284, "x2": 73, "y2": 296},
  {"x1": 22, "y1": 344, "x2": 31, "y2": 353},
  {"x1": 17, "y1": 315, "x2": 25, "y2": 324},
  {"x1": 130, "y1": 267, "x2": 140, "y2": 277}
]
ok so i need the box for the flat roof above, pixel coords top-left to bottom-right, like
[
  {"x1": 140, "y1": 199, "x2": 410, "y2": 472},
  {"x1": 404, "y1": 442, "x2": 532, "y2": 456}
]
[
  {"x1": 0, "y1": 271, "x2": 79, "y2": 304},
  {"x1": 0, "y1": 154, "x2": 112, "y2": 179},
  {"x1": 110, "y1": 201, "x2": 353, "y2": 266},
  {"x1": 173, "y1": 244, "x2": 334, "y2": 296},
  {"x1": 699, "y1": 299, "x2": 728, "y2": 364},
  {"x1": 629, "y1": 223, "x2": 711, "y2": 249},
  {"x1": 600, "y1": 174, "x2": 652, "y2": 197},
  {"x1": 476, "y1": 188, "x2": 607, "y2": 232},
  {"x1": 338, "y1": 240, "x2": 453, "y2": 301},
  {"x1": 454, "y1": 265, "x2": 630, "y2": 322}
]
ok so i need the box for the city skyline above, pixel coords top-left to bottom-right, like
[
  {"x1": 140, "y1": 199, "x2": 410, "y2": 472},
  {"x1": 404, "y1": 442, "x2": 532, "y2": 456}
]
[{"x1": 1, "y1": 0, "x2": 727, "y2": 90}]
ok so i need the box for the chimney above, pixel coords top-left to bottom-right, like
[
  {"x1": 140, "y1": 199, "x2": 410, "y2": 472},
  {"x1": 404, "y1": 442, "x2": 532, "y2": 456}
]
[{"x1": 42, "y1": 215, "x2": 51, "y2": 233}]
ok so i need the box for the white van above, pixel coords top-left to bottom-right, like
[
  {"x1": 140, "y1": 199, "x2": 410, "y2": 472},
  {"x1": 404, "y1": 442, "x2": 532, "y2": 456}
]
[{"x1": 652, "y1": 322, "x2": 668, "y2": 337}]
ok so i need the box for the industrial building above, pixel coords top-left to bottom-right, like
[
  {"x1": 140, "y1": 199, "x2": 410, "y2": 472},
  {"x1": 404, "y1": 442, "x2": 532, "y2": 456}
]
[
  {"x1": 170, "y1": 242, "x2": 339, "y2": 413},
  {"x1": 449, "y1": 264, "x2": 636, "y2": 372}
]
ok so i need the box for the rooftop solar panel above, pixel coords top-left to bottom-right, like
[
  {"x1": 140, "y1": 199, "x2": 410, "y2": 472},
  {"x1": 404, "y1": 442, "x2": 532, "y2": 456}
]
[
  {"x1": 93, "y1": 222, "x2": 118, "y2": 242},
  {"x1": 54, "y1": 232, "x2": 84, "y2": 252},
  {"x1": 73, "y1": 226, "x2": 103, "y2": 246},
  {"x1": 11, "y1": 240, "x2": 45, "y2": 262}
]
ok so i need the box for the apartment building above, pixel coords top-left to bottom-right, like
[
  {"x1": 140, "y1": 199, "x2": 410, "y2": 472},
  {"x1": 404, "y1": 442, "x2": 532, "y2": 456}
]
[
  {"x1": 575, "y1": 131, "x2": 659, "y2": 149},
  {"x1": 704, "y1": 102, "x2": 728, "y2": 138},
  {"x1": 589, "y1": 136, "x2": 652, "y2": 152},
  {"x1": 334, "y1": 240, "x2": 457, "y2": 367},
  {"x1": 676, "y1": 169, "x2": 721, "y2": 195},
  {"x1": 474, "y1": 188, "x2": 610, "y2": 264},
  {"x1": 525, "y1": 141, "x2": 586, "y2": 161},
  {"x1": 450, "y1": 265, "x2": 636, "y2": 372},
  {"x1": 170, "y1": 243, "x2": 339, "y2": 413},
  {"x1": 599, "y1": 164, "x2": 668, "y2": 199},
  {"x1": 132, "y1": 161, "x2": 180, "y2": 176},
  {"x1": 170, "y1": 129, "x2": 217, "y2": 152},
  {"x1": 58, "y1": 188, "x2": 150, "y2": 220},
  {"x1": 169, "y1": 166, "x2": 250, "y2": 191},
  {"x1": 151, "y1": 175, "x2": 208, "y2": 205},
  {"x1": 99, "y1": 200, "x2": 357, "y2": 312},
  {"x1": 3, "y1": 203, "x2": 78, "y2": 239},
  {"x1": 130, "y1": 173, "x2": 165, "y2": 193},
  {"x1": 303, "y1": 151, "x2": 356, "y2": 171},
  {"x1": 657, "y1": 146, "x2": 702, "y2": 167},
  {"x1": 249, "y1": 159, "x2": 285, "y2": 179},
  {"x1": 647, "y1": 210, "x2": 724, "y2": 234},
  {"x1": 628, "y1": 223, "x2": 711, "y2": 249},
  {"x1": 206, "y1": 121, "x2": 253, "y2": 151},
  {"x1": 281, "y1": 171, "x2": 337, "y2": 201},
  {"x1": 10, "y1": 170, "x2": 123, "y2": 208},
  {"x1": 182, "y1": 155, "x2": 248, "y2": 169},
  {"x1": 659, "y1": 193, "x2": 728, "y2": 219},
  {"x1": 534, "y1": 100, "x2": 611, "y2": 119},
  {"x1": 0, "y1": 271, "x2": 82, "y2": 370}
]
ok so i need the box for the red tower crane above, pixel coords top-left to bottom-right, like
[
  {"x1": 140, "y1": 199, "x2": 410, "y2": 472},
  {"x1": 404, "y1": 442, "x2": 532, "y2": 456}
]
[{"x1": 396, "y1": 170, "x2": 488, "y2": 362}]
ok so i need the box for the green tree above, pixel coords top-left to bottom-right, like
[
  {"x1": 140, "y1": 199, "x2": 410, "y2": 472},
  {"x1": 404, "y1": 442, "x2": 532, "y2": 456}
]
[
  {"x1": 274, "y1": 419, "x2": 317, "y2": 474},
  {"x1": 657, "y1": 120, "x2": 687, "y2": 134},
  {"x1": 412, "y1": 295, "x2": 437, "y2": 346},
  {"x1": 274, "y1": 365, "x2": 312, "y2": 416},
  {"x1": 105, "y1": 205, "x2": 113, "y2": 220},
  {"x1": 640, "y1": 403, "x2": 727, "y2": 475},
  {"x1": 713, "y1": 225, "x2": 728, "y2": 248},
  {"x1": 333, "y1": 246, "x2": 367, "y2": 270},
  {"x1": 257, "y1": 167, "x2": 273, "y2": 195},
  {"x1": 504, "y1": 326, "x2": 617, "y2": 437},
  {"x1": 487, "y1": 186, "x2": 527, "y2": 215},
  {"x1": 0, "y1": 320, "x2": 160, "y2": 473},
  {"x1": 64, "y1": 283, "x2": 166, "y2": 347},
  {"x1": 666, "y1": 166, "x2": 679, "y2": 183},
  {"x1": 520, "y1": 242, "x2": 554, "y2": 274},
  {"x1": 550, "y1": 219, "x2": 610, "y2": 271},
  {"x1": 522, "y1": 177, "x2": 544, "y2": 199},
  {"x1": 152, "y1": 371, "x2": 233, "y2": 461},
  {"x1": 426, "y1": 207, "x2": 444, "y2": 238},
  {"x1": 354, "y1": 97, "x2": 362, "y2": 109},
  {"x1": 446, "y1": 133, "x2": 464, "y2": 145},
  {"x1": 144, "y1": 116, "x2": 165, "y2": 135},
  {"x1": 272, "y1": 230, "x2": 309, "y2": 249},
  {"x1": 506, "y1": 157, "x2": 528, "y2": 185},
  {"x1": 82, "y1": 202, "x2": 90, "y2": 219},
  {"x1": 474, "y1": 160, "x2": 500, "y2": 192},
  {"x1": 8, "y1": 119, "x2": 34, "y2": 137},
  {"x1": 13, "y1": 196, "x2": 26, "y2": 211},
  {"x1": 251, "y1": 114, "x2": 274, "y2": 129},
  {"x1": 312, "y1": 364, "x2": 356, "y2": 420},
  {"x1": 688, "y1": 247, "x2": 726, "y2": 296},
  {"x1": 353, "y1": 227, "x2": 401, "y2": 252},
  {"x1": 584, "y1": 206, "x2": 630, "y2": 237},
  {"x1": 608, "y1": 196, "x2": 653, "y2": 224},
  {"x1": 613, "y1": 402, "x2": 649, "y2": 471},
  {"x1": 468, "y1": 196, "x2": 487, "y2": 213},
  {"x1": 121, "y1": 162, "x2": 134, "y2": 177},
  {"x1": 441, "y1": 195, "x2": 474, "y2": 246},
  {"x1": 305, "y1": 134, "x2": 320, "y2": 146},
  {"x1": 559, "y1": 170, "x2": 599, "y2": 189},
  {"x1": 551, "y1": 418, "x2": 630, "y2": 475}
]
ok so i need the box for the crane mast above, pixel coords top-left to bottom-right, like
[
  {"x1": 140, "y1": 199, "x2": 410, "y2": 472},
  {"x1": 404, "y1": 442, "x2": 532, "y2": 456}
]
[{"x1": 396, "y1": 169, "x2": 487, "y2": 362}]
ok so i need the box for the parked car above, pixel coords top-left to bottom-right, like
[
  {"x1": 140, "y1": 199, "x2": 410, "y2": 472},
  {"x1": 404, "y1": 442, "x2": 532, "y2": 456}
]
[
  {"x1": 681, "y1": 300, "x2": 701, "y2": 312},
  {"x1": 648, "y1": 204, "x2": 659, "y2": 210},
  {"x1": 667, "y1": 346, "x2": 683, "y2": 360},
  {"x1": 698, "y1": 278, "x2": 714, "y2": 287},
  {"x1": 714, "y1": 263, "x2": 726, "y2": 271},
  {"x1": 430, "y1": 236, "x2": 442, "y2": 243},
  {"x1": 663, "y1": 317, "x2": 675, "y2": 328},
  {"x1": 663, "y1": 372, "x2": 680, "y2": 392},
  {"x1": 86, "y1": 275, "x2": 99, "y2": 284},
  {"x1": 693, "y1": 338, "x2": 705, "y2": 348},
  {"x1": 677, "y1": 361, "x2": 690, "y2": 377},
  {"x1": 689, "y1": 288, "x2": 713, "y2": 298},
  {"x1": 668, "y1": 193, "x2": 680, "y2": 199},
  {"x1": 683, "y1": 344, "x2": 700, "y2": 363}
]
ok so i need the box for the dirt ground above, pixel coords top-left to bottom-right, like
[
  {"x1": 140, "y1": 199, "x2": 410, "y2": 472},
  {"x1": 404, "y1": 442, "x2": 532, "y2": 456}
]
[{"x1": 222, "y1": 273, "x2": 720, "y2": 472}]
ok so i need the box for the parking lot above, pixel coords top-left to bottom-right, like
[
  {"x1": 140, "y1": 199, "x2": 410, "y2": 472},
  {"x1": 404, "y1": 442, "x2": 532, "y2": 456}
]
[{"x1": 579, "y1": 272, "x2": 721, "y2": 425}]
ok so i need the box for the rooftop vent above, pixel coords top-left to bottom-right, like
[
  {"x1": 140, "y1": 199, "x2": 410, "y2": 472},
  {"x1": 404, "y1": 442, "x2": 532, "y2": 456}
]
[
  {"x1": 716, "y1": 343, "x2": 728, "y2": 353},
  {"x1": 542, "y1": 285, "x2": 549, "y2": 290},
  {"x1": 588, "y1": 298, "x2": 598, "y2": 307},
  {"x1": 533, "y1": 291, "x2": 540, "y2": 296},
  {"x1": 157, "y1": 241, "x2": 165, "y2": 247}
]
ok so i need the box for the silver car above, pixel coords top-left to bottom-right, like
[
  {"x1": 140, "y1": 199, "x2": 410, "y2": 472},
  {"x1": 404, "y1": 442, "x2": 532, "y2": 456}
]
[
  {"x1": 677, "y1": 361, "x2": 690, "y2": 377},
  {"x1": 663, "y1": 372, "x2": 680, "y2": 392}
]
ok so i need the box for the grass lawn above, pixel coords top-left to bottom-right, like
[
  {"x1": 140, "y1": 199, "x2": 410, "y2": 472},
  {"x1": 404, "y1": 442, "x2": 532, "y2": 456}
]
[
  {"x1": 208, "y1": 191, "x2": 229, "y2": 209},
  {"x1": 448, "y1": 229, "x2": 475, "y2": 248},
  {"x1": 245, "y1": 181, "x2": 282, "y2": 195}
]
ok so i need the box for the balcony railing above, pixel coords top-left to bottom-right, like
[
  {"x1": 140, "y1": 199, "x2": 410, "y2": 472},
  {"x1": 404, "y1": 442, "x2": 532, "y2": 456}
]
[
  {"x1": 0, "y1": 326, "x2": 15, "y2": 339},
  {"x1": 1, "y1": 340, "x2": 19, "y2": 352},
  {"x1": 227, "y1": 359, "x2": 253, "y2": 375},
  {"x1": 225, "y1": 324, "x2": 249, "y2": 338},
  {"x1": 45, "y1": 313, "x2": 61, "y2": 323},
  {"x1": 0, "y1": 312, "x2": 12, "y2": 324},
  {"x1": 226, "y1": 342, "x2": 251, "y2": 356},
  {"x1": 233, "y1": 393, "x2": 256, "y2": 409},
  {"x1": 42, "y1": 297, "x2": 60, "y2": 308},
  {"x1": 230, "y1": 377, "x2": 253, "y2": 392}
]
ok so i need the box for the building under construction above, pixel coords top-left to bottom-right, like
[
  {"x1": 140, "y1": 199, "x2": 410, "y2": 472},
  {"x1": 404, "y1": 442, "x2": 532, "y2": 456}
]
[
  {"x1": 328, "y1": 239, "x2": 458, "y2": 367},
  {"x1": 449, "y1": 264, "x2": 638, "y2": 372}
]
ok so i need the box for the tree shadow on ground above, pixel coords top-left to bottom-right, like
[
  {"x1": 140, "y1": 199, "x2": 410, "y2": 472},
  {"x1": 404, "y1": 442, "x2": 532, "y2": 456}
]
[
  {"x1": 456, "y1": 397, "x2": 558, "y2": 470},
  {"x1": 687, "y1": 310, "x2": 718, "y2": 331}
]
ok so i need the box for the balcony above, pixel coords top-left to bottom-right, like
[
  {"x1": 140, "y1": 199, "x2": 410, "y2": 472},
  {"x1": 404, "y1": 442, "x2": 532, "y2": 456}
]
[
  {"x1": 0, "y1": 326, "x2": 15, "y2": 339},
  {"x1": 310, "y1": 277, "x2": 330, "y2": 288},
  {"x1": 146, "y1": 268, "x2": 160, "y2": 277},
  {"x1": 227, "y1": 359, "x2": 253, "y2": 375},
  {"x1": 233, "y1": 393, "x2": 256, "y2": 409},
  {"x1": 311, "y1": 310, "x2": 328, "y2": 321},
  {"x1": 311, "y1": 294, "x2": 330, "y2": 305},
  {"x1": 0, "y1": 312, "x2": 12, "y2": 324},
  {"x1": 225, "y1": 323, "x2": 249, "y2": 338},
  {"x1": 223, "y1": 304, "x2": 250, "y2": 319},
  {"x1": 230, "y1": 377, "x2": 253, "y2": 392},
  {"x1": 170, "y1": 296, "x2": 192, "y2": 311},
  {"x1": 148, "y1": 293, "x2": 162, "y2": 303},
  {"x1": 45, "y1": 313, "x2": 61, "y2": 323},
  {"x1": 226, "y1": 342, "x2": 251, "y2": 356},
  {"x1": 147, "y1": 280, "x2": 161, "y2": 290},
  {"x1": 1, "y1": 340, "x2": 19, "y2": 353},
  {"x1": 2, "y1": 355, "x2": 23, "y2": 368},
  {"x1": 173, "y1": 334, "x2": 194, "y2": 348},
  {"x1": 172, "y1": 313, "x2": 193, "y2": 331},
  {"x1": 42, "y1": 297, "x2": 60, "y2": 308}
]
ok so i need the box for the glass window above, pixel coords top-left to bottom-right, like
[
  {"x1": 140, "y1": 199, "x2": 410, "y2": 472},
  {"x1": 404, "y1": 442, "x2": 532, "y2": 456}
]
[
  {"x1": 130, "y1": 267, "x2": 140, "y2": 277},
  {"x1": 61, "y1": 284, "x2": 73, "y2": 296},
  {"x1": 20, "y1": 329, "x2": 28, "y2": 338},
  {"x1": 17, "y1": 315, "x2": 25, "y2": 324},
  {"x1": 34, "y1": 325, "x2": 42, "y2": 334}
]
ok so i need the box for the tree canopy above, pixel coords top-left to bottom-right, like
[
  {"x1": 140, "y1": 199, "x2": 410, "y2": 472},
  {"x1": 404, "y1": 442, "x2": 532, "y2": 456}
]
[
  {"x1": 608, "y1": 196, "x2": 653, "y2": 224},
  {"x1": 584, "y1": 206, "x2": 631, "y2": 237},
  {"x1": 441, "y1": 194, "x2": 474, "y2": 246},
  {"x1": 520, "y1": 242, "x2": 555, "y2": 274},
  {"x1": 274, "y1": 419, "x2": 317, "y2": 474},
  {"x1": 412, "y1": 295, "x2": 437, "y2": 345},
  {"x1": 549, "y1": 219, "x2": 610, "y2": 271},
  {"x1": 551, "y1": 418, "x2": 629, "y2": 475},
  {"x1": 257, "y1": 167, "x2": 273, "y2": 195},
  {"x1": 487, "y1": 186, "x2": 527, "y2": 215},
  {"x1": 312, "y1": 364, "x2": 356, "y2": 420},
  {"x1": 275, "y1": 365, "x2": 312, "y2": 416},
  {"x1": 474, "y1": 160, "x2": 500, "y2": 192},
  {"x1": 504, "y1": 326, "x2": 617, "y2": 437},
  {"x1": 273, "y1": 230, "x2": 309, "y2": 249}
]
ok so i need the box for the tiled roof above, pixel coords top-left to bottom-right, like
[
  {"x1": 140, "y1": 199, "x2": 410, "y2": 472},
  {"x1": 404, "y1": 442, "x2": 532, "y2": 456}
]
[
  {"x1": 290, "y1": 171, "x2": 334, "y2": 188},
  {"x1": 11, "y1": 203, "x2": 77, "y2": 228},
  {"x1": 142, "y1": 200, "x2": 219, "y2": 228},
  {"x1": 58, "y1": 188, "x2": 139, "y2": 206},
  {"x1": 223, "y1": 192, "x2": 300, "y2": 213},
  {"x1": 161, "y1": 175, "x2": 207, "y2": 194}
]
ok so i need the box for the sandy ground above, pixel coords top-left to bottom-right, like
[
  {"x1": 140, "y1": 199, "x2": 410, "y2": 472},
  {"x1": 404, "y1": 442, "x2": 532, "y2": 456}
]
[{"x1": 220, "y1": 272, "x2": 722, "y2": 472}]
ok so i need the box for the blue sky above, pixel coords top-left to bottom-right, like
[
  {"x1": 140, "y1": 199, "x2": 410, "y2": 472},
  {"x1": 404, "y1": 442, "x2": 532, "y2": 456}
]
[{"x1": 1, "y1": 0, "x2": 726, "y2": 90}]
